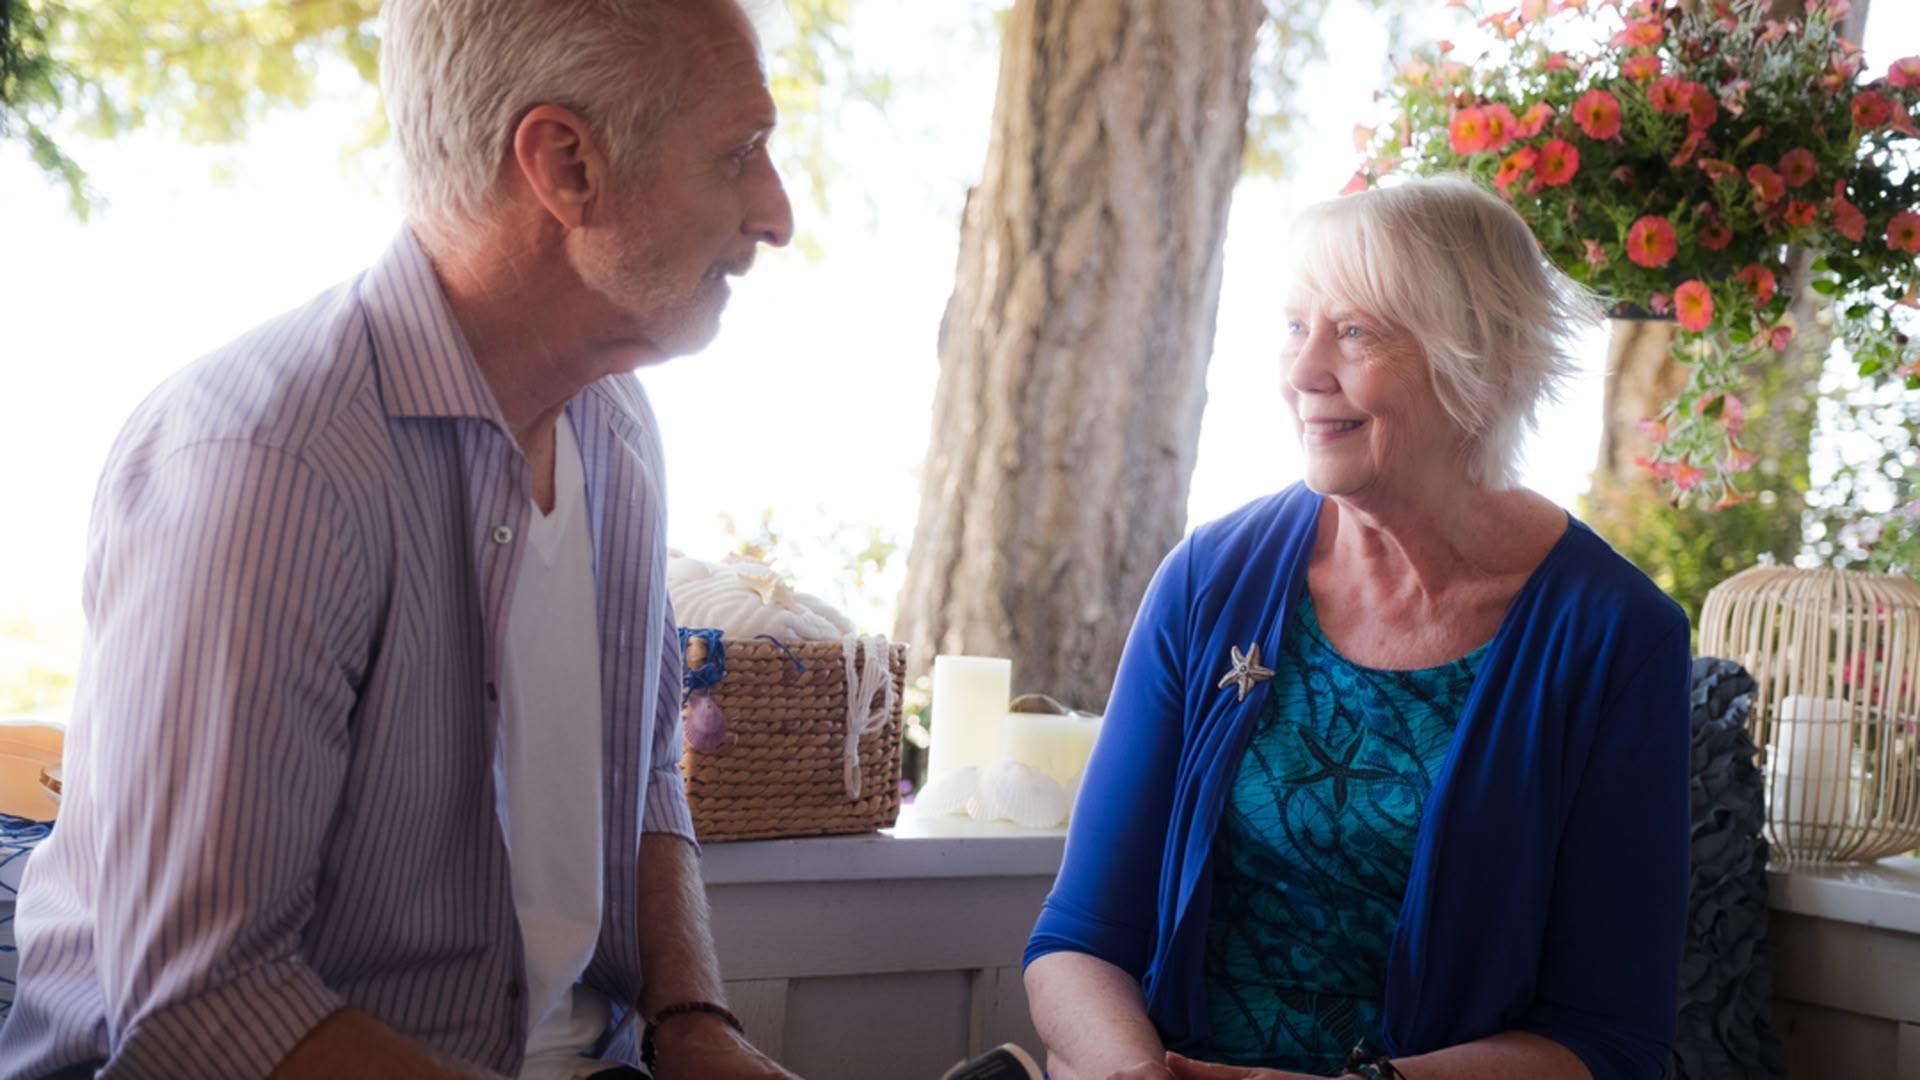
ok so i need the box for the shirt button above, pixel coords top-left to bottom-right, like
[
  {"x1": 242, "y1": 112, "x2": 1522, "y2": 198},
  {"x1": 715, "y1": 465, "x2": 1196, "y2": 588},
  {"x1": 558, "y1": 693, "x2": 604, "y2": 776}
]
[
  {"x1": 507, "y1": 979, "x2": 523, "y2": 1001},
  {"x1": 491, "y1": 524, "x2": 514, "y2": 545},
  {"x1": 485, "y1": 682, "x2": 499, "y2": 703}
]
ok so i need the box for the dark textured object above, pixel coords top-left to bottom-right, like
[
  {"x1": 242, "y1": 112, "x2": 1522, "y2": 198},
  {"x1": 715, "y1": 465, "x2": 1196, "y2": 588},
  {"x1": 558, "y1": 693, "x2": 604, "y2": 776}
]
[{"x1": 1670, "y1": 658, "x2": 1786, "y2": 1080}]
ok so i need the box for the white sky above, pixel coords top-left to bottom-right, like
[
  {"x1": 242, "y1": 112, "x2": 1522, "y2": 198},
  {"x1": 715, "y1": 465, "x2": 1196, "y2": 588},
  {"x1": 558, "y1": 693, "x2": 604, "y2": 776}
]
[{"x1": 2, "y1": 1, "x2": 1917, "y2": 698}]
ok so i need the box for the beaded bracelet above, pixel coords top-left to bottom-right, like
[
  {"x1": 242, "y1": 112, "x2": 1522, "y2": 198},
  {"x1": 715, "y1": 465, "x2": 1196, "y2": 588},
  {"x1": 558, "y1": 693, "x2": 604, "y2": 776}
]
[
  {"x1": 1342, "y1": 1043, "x2": 1410, "y2": 1079},
  {"x1": 639, "y1": 1000, "x2": 744, "y2": 1068}
]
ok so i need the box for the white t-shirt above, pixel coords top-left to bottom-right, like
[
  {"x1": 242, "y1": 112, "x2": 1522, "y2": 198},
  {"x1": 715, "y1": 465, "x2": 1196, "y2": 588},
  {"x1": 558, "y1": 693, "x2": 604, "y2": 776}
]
[{"x1": 495, "y1": 413, "x2": 614, "y2": 1080}]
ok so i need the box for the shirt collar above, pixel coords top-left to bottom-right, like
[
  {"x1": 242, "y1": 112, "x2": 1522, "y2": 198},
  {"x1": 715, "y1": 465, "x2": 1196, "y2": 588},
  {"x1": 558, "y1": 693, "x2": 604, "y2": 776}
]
[{"x1": 360, "y1": 226, "x2": 509, "y2": 426}]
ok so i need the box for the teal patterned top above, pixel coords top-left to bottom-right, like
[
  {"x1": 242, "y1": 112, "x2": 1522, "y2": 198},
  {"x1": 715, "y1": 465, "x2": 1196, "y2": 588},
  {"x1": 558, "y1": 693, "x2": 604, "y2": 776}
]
[{"x1": 1201, "y1": 593, "x2": 1489, "y2": 1071}]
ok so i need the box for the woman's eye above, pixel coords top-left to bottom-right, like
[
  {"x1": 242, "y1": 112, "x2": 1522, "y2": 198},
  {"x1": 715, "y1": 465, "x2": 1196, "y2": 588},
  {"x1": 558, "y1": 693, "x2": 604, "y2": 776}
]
[
  {"x1": 1341, "y1": 325, "x2": 1366, "y2": 340},
  {"x1": 1284, "y1": 320, "x2": 1306, "y2": 335}
]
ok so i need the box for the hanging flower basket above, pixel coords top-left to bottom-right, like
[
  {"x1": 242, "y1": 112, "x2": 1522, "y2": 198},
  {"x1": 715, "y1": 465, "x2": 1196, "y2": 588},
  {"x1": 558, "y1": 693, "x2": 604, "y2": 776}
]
[{"x1": 1353, "y1": 0, "x2": 1920, "y2": 507}]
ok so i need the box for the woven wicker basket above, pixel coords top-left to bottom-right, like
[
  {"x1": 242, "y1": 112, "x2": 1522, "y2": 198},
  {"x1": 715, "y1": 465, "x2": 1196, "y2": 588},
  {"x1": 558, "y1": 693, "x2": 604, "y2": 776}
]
[
  {"x1": 678, "y1": 637, "x2": 906, "y2": 842},
  {"x1": 1700, "y1": 566, "x2": 1920, "y2": 864}
]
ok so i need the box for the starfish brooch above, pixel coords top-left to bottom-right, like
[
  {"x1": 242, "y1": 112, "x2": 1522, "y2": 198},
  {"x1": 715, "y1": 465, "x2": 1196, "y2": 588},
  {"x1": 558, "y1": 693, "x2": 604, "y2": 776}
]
[{"x1": 1217, "y1": 643, "x2": 1275, "y2": 702}]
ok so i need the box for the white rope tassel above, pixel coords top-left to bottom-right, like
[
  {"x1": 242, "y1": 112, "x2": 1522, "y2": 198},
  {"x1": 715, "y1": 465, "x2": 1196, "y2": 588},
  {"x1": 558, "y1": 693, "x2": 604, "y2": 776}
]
[{"x1": 841, "y1": 634, "x2": 896, "y2": 800}]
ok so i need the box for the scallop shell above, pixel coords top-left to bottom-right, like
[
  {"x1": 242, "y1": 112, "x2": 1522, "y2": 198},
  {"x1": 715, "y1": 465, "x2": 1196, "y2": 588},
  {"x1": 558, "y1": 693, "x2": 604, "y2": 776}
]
[
  {"x1": 683, "y1": 693, "x2": 728, "y2": 752},
  {"x1": 794, "y1": 591, "x2": 857, "y2": 635},
  {"x1": 968, "y1": 759, "x2": 1070, "y2": 829},
  {"x1": 914, "y1": 766, "x2": 979, "y2": 817},
  {"x1": 667, "y1": 551, "x2": 714, "y2": 590}
]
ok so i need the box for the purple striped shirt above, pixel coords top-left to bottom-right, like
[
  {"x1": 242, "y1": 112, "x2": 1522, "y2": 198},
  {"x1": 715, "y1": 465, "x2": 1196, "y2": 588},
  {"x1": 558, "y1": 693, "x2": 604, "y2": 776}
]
[{"x1": 1, "y1": 229, "x2": 694, "y2": 1079}]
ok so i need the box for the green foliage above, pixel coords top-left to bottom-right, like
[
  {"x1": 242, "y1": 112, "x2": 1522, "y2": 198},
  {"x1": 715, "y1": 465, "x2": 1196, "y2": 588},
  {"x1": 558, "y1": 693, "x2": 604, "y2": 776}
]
[
  {"x1": 0, "y1": 611, "x2": 80, "y2": 719},
  {"x1": 2, "y1": 0, "x2": 874, "y2": 225},
  {"x1": 4, "y1": 0, "x2": 97, "y2": 216},
  {"x1": 3, "y1": 0, "x2": 382, "y2": 216},
  {"x1": 767, "y1": 0, "x2": 892, "y2": 220},
  {"x1": 1583, "y1": 350, "x2": 1816, "y2": 631},
  {"x1": 1244, "y1": 0, "x2": 1414, "y2": 179},
  {"x1": 1805, "y1": 369, "x2": 1920, "y2": 578}
]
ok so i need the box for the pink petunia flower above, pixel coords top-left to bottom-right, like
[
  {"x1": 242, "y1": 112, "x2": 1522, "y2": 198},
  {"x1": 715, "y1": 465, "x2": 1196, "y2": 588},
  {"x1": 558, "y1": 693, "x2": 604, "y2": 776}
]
[
  {"x1": 1778, "y1": 148, "x2": 1818, "y2": 189},
  {"x1": 1573, "y1": 89, "x2": 1622, "y2": 139},
  {"x1": 1887, "y1": 211, "x2": 1920, "y2": 253},
  {"x1": 1622, "y1": 54, "x2": 1662, "y2": 82},
  {"x1": 1736, "y1": 264, "x2": 1778, "y2": 305},
  {"x1": 1535, "y1": 139, "x2": 1580, "y2": 186},
  {"x1": 1747, "y1": 164, "x2": 1787, "y2": 207},
  {"x1": 1449, "y1": 107, "x2": 1494, "y2": 154},
  {"x1": 1674, "y1": 281, "x2": 1715, "y2": 332},
  {"x1": 1649, "y1": 76, "x2": 1690, "y2": 113},
  {"x1": 1854, "y1": 91, "x2": 1893, "y2": 129},
  {"x1": 1516, "y1": 101, "x2": 1555, "y2": 138},
  {"x1": 1627, "y1": 216, "x2": 1678, "y2": 267}
]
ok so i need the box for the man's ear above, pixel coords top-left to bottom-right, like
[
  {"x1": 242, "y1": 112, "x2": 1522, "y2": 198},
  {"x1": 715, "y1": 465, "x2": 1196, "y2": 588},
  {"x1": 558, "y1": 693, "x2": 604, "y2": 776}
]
[{"x1": 511, "y1": 104, "x2": 605, "y2": 229}]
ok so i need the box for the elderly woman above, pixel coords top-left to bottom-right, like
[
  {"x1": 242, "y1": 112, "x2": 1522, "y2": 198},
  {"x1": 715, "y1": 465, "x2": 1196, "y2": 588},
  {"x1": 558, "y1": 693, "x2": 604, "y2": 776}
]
[{"x1": 1024, "y1": 176, "x2": 1689, "y2": 1080}]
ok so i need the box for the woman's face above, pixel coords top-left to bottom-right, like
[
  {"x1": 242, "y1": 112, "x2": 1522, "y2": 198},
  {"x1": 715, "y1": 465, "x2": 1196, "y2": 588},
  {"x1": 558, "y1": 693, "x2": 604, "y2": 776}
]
[{"x1": 1278, "y1": 290, "x2": 1465, "y2": 503}]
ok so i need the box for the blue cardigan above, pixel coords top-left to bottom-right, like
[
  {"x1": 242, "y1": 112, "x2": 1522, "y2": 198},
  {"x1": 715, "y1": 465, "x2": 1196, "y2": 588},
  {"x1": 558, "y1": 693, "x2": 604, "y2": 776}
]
[{"x1": 1025, "y1": 485, "x2": 1691, "y2": 1080}]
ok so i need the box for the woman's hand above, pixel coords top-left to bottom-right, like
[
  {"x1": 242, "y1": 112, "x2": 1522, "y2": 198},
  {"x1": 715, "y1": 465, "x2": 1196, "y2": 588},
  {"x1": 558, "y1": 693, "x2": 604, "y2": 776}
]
[{"x1": 1162, "y1": 1051, "x2": 1322, "y2": 1080}]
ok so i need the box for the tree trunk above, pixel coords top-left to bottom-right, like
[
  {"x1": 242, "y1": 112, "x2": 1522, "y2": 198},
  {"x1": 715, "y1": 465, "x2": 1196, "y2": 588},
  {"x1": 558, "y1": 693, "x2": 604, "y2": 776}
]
[
  {"x1": 895, "y1": 0, "x2": 1264, "y2": 712},
  {"x1": 1593, "y1": 318, "x2": 1687, "y2": 482}
]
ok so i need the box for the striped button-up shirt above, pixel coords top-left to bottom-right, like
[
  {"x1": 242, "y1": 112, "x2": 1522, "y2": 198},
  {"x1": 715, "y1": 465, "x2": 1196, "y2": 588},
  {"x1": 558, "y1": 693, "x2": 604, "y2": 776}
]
[{"x1": 1, "y1": 229, "x2": 694, "y2": 1079}]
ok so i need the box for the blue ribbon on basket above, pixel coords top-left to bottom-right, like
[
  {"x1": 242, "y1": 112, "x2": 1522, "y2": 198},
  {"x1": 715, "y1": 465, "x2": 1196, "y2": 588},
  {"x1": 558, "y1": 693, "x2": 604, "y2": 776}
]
[
  {"x1": 677, "y1": 629, "x2": 812, "y2": 704},
  {"x1": 753, "y1": 634, "x2": 807, "y2": 673},
  {"x1": 678, "y1": 628, "x2": 728, "y2": 700}
]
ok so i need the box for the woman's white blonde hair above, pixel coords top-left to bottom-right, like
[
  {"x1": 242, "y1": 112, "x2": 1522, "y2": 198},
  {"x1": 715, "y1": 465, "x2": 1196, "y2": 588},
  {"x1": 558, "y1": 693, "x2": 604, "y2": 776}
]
[
  {"x1": 1288, "y1": 174, "x2": 1600, "y2": 490},
  {"x1": 380, "y1": 0, "x2": 713, "y2": 234}
]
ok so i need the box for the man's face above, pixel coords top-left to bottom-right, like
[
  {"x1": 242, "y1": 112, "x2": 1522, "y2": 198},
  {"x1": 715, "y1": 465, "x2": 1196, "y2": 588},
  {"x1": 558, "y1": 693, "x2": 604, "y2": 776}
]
[{"x1": 571, "y1": 2, "x2": 794, "y2": 364}]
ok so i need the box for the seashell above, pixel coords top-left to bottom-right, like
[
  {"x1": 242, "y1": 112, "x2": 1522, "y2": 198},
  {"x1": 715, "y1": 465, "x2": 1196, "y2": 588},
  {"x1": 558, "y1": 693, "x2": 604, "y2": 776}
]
[
  {"x1": 1010, "y1": 693, "x2": 1072, "y2": 715},
  {"x1": 668, "y1": 556, "x2": 851, "y2": 641},
  {"x1": 968, "y1": 759, "x2": 1070, "y2": 828},
  {"x1": 683, "y1": 694, "x2": 728, "y2": 752},
  {"x1": 667, "y1": 551, "x2": 714, "y2": 590},
  {"x1": 914, "y1": 766, "x2": 979, "y2": 817},
  {"x1": 794, "y1": 591, "x2": 857, "y2": 635}
]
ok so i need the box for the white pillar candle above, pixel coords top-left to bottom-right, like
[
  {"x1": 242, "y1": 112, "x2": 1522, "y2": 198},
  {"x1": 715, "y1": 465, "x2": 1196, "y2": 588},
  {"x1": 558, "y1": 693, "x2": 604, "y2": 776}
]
[
  {"x1": 1769, "y1": 694, "x2": 1856, "y2": 842},
  {"x1": 926, "y1": 656, "x2": 1012, "y2": 785},
  {"x1": 1002, "y1": 711, "x2": 1103, "y2": 802}
]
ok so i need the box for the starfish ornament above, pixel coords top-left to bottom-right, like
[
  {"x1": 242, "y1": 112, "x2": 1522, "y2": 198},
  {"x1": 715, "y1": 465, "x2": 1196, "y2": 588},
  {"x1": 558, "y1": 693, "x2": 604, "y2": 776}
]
[{"x1": 1217, "y1": 643, "x2": 1275, "y2": 702}]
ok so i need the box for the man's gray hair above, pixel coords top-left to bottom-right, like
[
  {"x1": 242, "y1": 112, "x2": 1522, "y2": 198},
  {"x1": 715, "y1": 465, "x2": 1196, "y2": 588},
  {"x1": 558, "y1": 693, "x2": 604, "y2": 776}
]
[
  {"x1": 1288, "y1": 175, "x2": 1601, "y2": 490},
  {"x1": 380, "y1": 0, "x2": 709, "y2": 233}
]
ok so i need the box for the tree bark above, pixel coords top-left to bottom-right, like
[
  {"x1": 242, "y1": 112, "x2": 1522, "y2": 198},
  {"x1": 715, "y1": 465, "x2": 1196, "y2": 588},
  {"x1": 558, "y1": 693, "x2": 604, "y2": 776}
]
[
  {"x1": 1593, "y1": 318, "x2": 1687, "y2": 481},
  {"x1": 895, "y1": 0, "x2": 1264, "y2": 712}
]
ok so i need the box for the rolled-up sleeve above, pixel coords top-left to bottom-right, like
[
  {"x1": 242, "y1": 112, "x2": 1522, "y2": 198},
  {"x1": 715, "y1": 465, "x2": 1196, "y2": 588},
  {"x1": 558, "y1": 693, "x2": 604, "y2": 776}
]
[
  {"x1": 83, "y1": 440, "x2": 367, "y2": 1078},
  {"x1": 1025, "y1": 539, "x2": 1193, "y2": 977},
  {"x1": 642, "y1": 599, "x2": 696, "y2": 841},
  {"x1": 1517, "y1": 620, "x2": 1693, "y2": 1080}
]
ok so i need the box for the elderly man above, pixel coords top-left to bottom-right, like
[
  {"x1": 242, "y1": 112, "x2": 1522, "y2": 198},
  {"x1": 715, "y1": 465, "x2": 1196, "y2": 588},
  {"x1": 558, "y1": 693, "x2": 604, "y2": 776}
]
[{"x1": 0, "y1": 1, "x2": 794, "y2": 1077}]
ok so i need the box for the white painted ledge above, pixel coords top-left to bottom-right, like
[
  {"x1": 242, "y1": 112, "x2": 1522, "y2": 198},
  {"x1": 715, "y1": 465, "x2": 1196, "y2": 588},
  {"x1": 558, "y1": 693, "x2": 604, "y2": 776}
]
[
  {"x1": 1767, "y1": 855, "x2": 1920, "y2": 935},
  {"x1": 698, "y1": 806, "x2": 1068, "y2": 886}
]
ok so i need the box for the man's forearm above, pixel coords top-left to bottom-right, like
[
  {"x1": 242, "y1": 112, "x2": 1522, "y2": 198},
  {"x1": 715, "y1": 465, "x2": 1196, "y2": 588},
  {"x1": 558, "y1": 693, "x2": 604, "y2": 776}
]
[
  {"x1": 1392, "y1": 1031, "x2": 1591, "y2": 1080},
  {"x1": 272, "y1": 1008, "x2": 505, "y2": 1080},
  {"x1": 635, "y1": 832, "x2": 727, "y2": 1014}
]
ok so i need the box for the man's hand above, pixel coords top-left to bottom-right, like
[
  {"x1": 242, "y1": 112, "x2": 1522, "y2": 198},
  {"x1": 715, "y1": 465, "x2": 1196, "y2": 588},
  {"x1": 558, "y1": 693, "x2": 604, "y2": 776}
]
[
  {"x1": 1103, "y1": 1060, "x2": 1177, "y2": 1080},
  {"x1": 1162, "y1": 1051, "x2": 1320, "y2": 1080},
  {"x1": 650, "y1": 1013, "x2": 797, "y2": 1080}
]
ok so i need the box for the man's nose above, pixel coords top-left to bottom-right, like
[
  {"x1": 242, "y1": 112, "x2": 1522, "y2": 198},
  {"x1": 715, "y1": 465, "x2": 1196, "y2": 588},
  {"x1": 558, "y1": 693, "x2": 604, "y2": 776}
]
[{"x1": 746, "y1": 160, "x2": 795, "y2": 249}]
